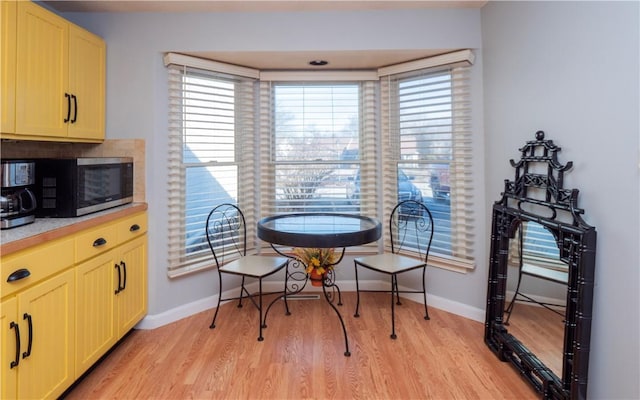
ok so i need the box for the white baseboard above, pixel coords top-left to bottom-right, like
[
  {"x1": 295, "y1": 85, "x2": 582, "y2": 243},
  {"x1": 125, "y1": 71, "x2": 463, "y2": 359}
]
[{"x1": 135, "y1": 279, "x2": 486, "y2": 330}]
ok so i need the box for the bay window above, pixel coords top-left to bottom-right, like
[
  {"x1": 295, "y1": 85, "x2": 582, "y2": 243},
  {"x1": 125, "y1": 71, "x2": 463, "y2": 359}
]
[{"x1": 165, "y1": 50, "x2": 475, "y2": 276}]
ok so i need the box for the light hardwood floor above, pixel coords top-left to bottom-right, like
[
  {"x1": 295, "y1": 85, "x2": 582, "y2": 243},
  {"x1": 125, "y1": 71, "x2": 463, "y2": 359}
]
[
  {"x1": 63, "y1": 292, "x2": 539, "y2": 399},
  {"x1": 504, "y1": 302, "x2": 564, "y2": 376}
]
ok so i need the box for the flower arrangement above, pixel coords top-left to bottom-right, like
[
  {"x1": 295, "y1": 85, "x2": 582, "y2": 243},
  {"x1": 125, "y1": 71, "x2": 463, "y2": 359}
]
[{"x1": 292, "y1": 247, "x2": 338, "y2": 276}]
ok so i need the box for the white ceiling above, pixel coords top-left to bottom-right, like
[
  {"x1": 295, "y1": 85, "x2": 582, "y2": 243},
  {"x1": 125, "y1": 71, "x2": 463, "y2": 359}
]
[
  {"x1": 42, "y1": 0, "x2": 487, "y2": 13},
  {"x1": 42, "y1": 0, "x2": 486, "y2": 70}
]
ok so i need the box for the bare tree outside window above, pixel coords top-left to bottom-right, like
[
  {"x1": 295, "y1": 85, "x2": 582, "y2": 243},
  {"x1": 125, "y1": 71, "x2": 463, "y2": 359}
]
[{"x1": 273, "y1": 84, "x2": 360, "y2": 213}]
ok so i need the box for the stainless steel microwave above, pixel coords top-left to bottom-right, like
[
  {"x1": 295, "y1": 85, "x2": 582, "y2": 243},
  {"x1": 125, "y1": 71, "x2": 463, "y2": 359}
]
[{"x1": 35, "y1": 157, "x2": 134, "y2": 217}]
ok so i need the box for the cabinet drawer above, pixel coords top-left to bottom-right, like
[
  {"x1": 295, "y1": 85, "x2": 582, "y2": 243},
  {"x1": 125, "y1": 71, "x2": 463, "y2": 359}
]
[
  {"x1": 75, "y1": 224, "x2": 118, "y2": 263},
  {"x1": 116, "y1": 212, "x2": 147, "y2": 243},
  {"x1": 1, "y1": 238, "x2": 74, "y2": 298}
]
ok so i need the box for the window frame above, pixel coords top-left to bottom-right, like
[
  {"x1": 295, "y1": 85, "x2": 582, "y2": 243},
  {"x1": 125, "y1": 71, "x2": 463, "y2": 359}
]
[
  {"x1": 379, "y1": 63, "x2": 475, "y2": 272},
  {"x1": 165, "y1": 55, "x2": 259, "y2": 277}
]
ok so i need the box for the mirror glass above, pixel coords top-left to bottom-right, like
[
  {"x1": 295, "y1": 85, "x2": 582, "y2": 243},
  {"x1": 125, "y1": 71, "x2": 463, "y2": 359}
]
[{"x1": 503, "y1": 221, "x2": 566, "y2": 377}]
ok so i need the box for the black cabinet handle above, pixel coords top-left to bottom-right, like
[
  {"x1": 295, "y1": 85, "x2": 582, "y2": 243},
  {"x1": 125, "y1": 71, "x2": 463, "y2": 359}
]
[
  {"x1": 64, "y1": 93, "x2": 71, "y2": 123},
  {"x1": 9, "y1": 321, "x2": 20, "y2": 368},
  {"x1": 71, "y1": 94, "x2": 77, "y2": 123},
  {"x1": 93, "y1": 237, "x2": 107, "y2": 247},
  {"x1": 129, "y1": 224, "x2": 140, "y2": 232},
  {"x1": 7, "y1": 268, "x2": 30, "y2": 282},
  {"x1": 114, "y1": 263, "x2": 122, "y2": 294},
  {"x1": 22, "y1": 313, "x2": 32, "y2": 359},
  {"x1": 121, "y1": 261, "x2": 127, "y2": 291}
]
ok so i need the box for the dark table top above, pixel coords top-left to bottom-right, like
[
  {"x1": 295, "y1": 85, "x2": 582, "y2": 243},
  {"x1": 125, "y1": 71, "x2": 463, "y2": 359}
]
[{"x1": 257, "y1": 213, "x2": 382, "y2": 248}]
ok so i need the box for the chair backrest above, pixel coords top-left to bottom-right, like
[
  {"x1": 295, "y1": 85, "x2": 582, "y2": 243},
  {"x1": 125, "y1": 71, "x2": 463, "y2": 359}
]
[
  {"x1": 205, "y1": 203, "x2": 247, "y2": 268},
  {"x1": 389, "y1": 200, "x2": 435, "y2": 262}
]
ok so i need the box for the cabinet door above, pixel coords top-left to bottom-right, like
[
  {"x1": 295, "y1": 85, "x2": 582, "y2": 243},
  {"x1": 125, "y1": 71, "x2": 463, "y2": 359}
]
[
  {"x1": 116, "y1": 235, "x2": 147, "y2": 337},
  {"x1": 17, "y1": 270, "x2": 75, "y2": 400},
  {"x1": 75, "y1": 251, "x2": 117, "y2": 377},
  {"x1": 15, "y1": 1, "x2": 69, "y2": 138},
  {"x1": 68, "y1": 24, "x2": 105, "y2": 141},
  {"x1": 1, "y1": 297, "x2": 18, "y2": 400},
  {"x1": 1, "y1": 0, "x2": 16, "y2": 134}
]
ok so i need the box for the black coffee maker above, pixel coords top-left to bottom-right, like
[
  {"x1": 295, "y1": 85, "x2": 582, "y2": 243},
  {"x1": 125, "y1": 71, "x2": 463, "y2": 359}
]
[{"x1": 1, "y1": 160, "x2": 37, "y2": 229}]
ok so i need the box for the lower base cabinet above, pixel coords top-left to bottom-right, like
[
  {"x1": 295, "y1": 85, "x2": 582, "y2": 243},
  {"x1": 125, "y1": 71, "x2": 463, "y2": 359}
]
[
  {"x1": 76, "y1": 235, "x2": 147, "y2": 376},
  {"x1": 1, "y1": 270, "x2": 75, "y2": 400},
  {"x1": 75, "y1": 251, "x2": 118, "y2": 376},
  {"x1": 1, "y1": 209, "x2": 147, "y2": 399},
  {"x1": 1, "y1": 297, "x2": 18, "y2": 400},
  {"x1": 116, "y1": 236, "x2": 147, "y2": 336}
]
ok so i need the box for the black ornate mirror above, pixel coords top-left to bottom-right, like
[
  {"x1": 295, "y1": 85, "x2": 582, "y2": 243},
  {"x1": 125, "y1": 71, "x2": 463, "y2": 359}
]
[{"x1": 485, "y1": 131, "x2": 596, "y2": 400}]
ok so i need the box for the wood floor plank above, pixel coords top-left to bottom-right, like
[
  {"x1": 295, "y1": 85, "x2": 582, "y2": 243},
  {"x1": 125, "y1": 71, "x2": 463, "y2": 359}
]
[{"x1": 63, "y1": 292, "x2": 539, "y2": 399}]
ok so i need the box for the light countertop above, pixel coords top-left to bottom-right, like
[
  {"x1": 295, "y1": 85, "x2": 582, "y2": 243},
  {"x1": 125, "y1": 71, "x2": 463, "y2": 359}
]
[{"x1": 1, "y1": 202, "x2": 148, "y2": 256}]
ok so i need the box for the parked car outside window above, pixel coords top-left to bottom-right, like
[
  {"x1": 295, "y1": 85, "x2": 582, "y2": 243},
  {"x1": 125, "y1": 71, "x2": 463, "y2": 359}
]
[
  {"x1": 430, "y1": 164, "x2": 450, "y2": 200},
  {"x1": 347, "y1": 168, "x2": 423, "y2": 205}
]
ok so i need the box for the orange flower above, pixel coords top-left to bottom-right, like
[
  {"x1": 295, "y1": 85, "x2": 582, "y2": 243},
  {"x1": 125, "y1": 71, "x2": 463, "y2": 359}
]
[{"x1": 292, "y1": 247, "x2": 338, "y2": 275}]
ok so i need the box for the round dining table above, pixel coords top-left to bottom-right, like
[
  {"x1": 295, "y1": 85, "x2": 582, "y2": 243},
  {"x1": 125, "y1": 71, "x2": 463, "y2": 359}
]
[{"x1": 257, "y1": 212, "x2": 382, "y2": 356}]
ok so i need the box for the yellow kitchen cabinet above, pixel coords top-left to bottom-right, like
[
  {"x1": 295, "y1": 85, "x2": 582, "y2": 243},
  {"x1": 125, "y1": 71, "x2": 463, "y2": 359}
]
[
  {"x1": 1, "y1": 0, "x2": 17, "y2": 134},
  {"x1": 14, "y1": 1, "x2": 68, "y2": 138},
  {"x1": 116, "y1": 235, "x2": 147, "y2": 336},
  {"x1": 2, "y1": 208, "x2": 147, "y2": 398},
  {"x1": 75, "y1": 237, "x2": 147, "y2": 377},
  {"x1": 67, "y1": 23, "x2": 106, "y2": 141},
  {"x1": 1, "y1": 297, "x2": 18, "y2": 400},
  {"x1": 75, "y1": 212, "x2": 147, "y2": 377},
  {"x1": 1, "y1": 270, "x2": 75, "y2": 400},
  {"x1": 75, "y1": 250, "x2": 118, "y2": 377},
  {"x1": 3, "y1": 1, "x2": 105, "y2": 142}
]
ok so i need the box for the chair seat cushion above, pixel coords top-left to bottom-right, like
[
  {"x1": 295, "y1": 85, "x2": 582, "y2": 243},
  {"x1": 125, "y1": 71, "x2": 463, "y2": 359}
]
[
  {"x1": 355, "y1": 253, "x2": 426, "y2": 274},
  {"x1": 220, "y1": 255, "x2": 288, "y2": 278}
]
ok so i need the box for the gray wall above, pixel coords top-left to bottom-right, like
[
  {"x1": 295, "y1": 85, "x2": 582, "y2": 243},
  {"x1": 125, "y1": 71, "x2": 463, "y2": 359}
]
[
  {"x1": 63, "y1": 2, "x2": 640, "y2": 398},
  {"x1": 64, "y1": 6, "x2": 487, "y2": 320},
  {"x1": 482, "y1": 1, "x2": 639, "y2": 399}
]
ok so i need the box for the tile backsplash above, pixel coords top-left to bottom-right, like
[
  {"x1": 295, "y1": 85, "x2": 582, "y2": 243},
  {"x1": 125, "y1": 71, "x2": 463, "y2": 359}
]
[{"x1": 0, "y1": 139, "x2": 146, "y2": 202}]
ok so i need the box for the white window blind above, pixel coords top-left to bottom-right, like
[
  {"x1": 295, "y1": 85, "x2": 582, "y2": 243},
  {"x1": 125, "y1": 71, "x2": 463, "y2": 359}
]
[
  {"x1": 380, "y1": 65, "x2": 475, "y2": 271},
  {"x1": 166, "y1": 63, "x2": 257, "y2": 277},
  {"x1": 257, "y1": 82, "x2": 377, "y2": 209},
  {"x1": 509, "y1": 221, "x2": 566, "y2": 272},
  {"x1": 256, "y1": 81, "x2": 378, "y2": 252}
]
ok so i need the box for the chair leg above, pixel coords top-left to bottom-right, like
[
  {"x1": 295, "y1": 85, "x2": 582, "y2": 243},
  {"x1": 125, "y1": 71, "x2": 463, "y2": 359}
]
[
  {"x1": 394, "y1": 278, "x2": 402, "y2": 305},
  {"x1": 210, "y1": 273, "x2": 223, "y2": 329},
  {"x1": 422, "y1": 266, "x2": 430, "y2": 320},
  {"x1": 390, "y1": 274, "x2": 397, "y2": 339},
  {"x1": 504, "y1": 269, "x2": 525, "y2": 325},
  {"x1": 353, "y1": 262, "x2": 361, "y2": 318},
  {"x1": 257, "y1": 278, "x2": 264, "y2": 341},
  {"x1": 237, "y1": 276, "x2": 246, "y2": 308}
]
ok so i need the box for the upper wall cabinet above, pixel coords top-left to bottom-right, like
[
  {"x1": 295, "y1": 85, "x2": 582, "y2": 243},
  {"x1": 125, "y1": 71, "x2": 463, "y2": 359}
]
[
  {"x1": 1, "y1": 1, "x2": 17, "y2": 134},
  {"x1": 1, "y1": 1, "x2": 105, "y2": 142}
]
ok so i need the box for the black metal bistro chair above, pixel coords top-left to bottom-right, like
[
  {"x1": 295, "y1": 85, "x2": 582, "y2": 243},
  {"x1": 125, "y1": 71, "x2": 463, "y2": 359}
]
[
  {"x1": 206, "y1": 203, "x2": 290, "y2": 341},
  {"x1": 353, "y1": 200, "x2": 434, "y2": 339}
]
